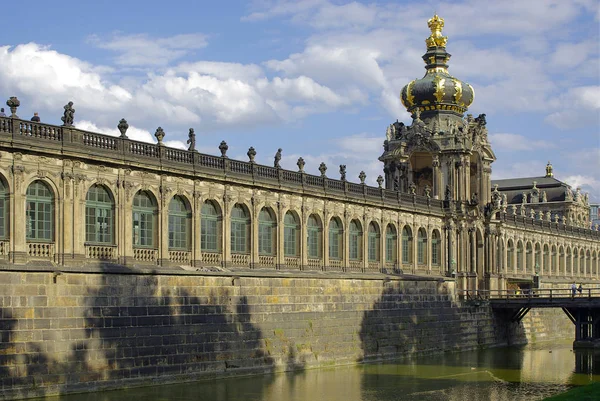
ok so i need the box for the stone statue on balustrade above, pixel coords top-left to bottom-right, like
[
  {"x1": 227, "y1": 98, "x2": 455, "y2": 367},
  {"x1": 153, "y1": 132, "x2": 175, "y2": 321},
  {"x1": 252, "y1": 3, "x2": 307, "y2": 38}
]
[
  {"x1": 187, "y1": 128, "x2": 196, "y2": 152},
  {"x1": 61, "y1": 101, "x2": 75, "y2": 127},
  {"x1": 274, "y1": 148, "x2": 282, "y2": 168},
  {"x1": 339, "y1": 165, "x2": 346, "y2": 181},
  {"x1": 408, "y1": 182, "x2": 416, "y2": 195}
]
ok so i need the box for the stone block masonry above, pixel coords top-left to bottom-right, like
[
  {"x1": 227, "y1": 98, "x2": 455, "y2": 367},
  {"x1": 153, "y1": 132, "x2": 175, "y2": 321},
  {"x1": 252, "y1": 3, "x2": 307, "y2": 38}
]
[{"x1": 0, "y1": 268, "x2": 568, "y2": 400}]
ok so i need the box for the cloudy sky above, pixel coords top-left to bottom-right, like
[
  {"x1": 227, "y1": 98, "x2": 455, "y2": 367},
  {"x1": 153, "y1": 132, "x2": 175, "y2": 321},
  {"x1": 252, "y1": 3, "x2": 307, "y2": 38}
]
[{"x1": 1, "y1": 0, "x2": 599, "y2": 200}]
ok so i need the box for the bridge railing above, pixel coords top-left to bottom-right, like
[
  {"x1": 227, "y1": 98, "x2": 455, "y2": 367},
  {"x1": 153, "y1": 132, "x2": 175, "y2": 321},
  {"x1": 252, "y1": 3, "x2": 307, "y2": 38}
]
[{"x1": 460, "y1": 288, "x2": 600, "y2": 301}]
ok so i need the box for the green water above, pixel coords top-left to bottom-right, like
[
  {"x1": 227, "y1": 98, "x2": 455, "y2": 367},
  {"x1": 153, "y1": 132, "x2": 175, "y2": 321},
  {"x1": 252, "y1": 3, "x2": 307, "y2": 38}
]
[{"x1": 47, "y1": 343, "x2": 599, "y2": 401}]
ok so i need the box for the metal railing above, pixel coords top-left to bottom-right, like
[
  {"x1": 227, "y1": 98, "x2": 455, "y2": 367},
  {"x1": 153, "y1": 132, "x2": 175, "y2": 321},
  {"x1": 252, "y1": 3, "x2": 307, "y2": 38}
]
[{"x1": 459, "y1": 288, "x2": 600, "y2": 301}]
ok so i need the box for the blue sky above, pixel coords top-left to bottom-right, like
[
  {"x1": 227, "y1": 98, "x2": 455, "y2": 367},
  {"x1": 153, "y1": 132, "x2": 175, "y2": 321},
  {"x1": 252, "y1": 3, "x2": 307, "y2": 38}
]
[{"x1": 1, "y1": 0, "x2": 599, "y2": 201}]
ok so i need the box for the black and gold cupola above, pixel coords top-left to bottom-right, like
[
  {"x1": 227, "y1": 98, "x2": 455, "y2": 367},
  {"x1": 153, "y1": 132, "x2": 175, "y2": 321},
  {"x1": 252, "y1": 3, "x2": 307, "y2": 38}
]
[{"x1": 400, "y1": 14, "x2": 474, "y2": 117}]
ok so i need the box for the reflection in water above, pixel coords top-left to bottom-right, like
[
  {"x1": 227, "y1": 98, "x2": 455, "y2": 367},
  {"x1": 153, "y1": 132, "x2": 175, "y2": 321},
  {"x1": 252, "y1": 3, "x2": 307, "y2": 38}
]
[{"x1": 46, "y1": 343, "x2": 599, "y2": 401}]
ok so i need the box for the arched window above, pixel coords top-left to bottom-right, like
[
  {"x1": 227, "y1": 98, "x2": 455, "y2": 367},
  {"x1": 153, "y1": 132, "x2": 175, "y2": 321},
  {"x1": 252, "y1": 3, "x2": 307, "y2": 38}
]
[
  {"x1": 85, "y1": 185, "x2": 114, "y2": 244},
  {"x1": 431, "y1": 230, "x2": 440, "y2": 266},
  {"x1": 201, "y1": 200, "x2": 221, "y2": 252},
  {"x1": 26, "y1": 180, "x2": 54, "y2": 241},
  {"x1": 307, "y1": 215, "x2": 322, "y2": 259},
  {"x1": 585, "y1": 250, "x2": 590, "y2": 275},
  {"x1": 284, "y1": 212, "x2": 300, "y2": 257},
  {"x1": 516, "y1": 241, "x2": 523, "y2": 271},
  {"x1": 0, "y1": 179, "x2": 8, "y2": 240},
  {"x1": 573, "y1": 247, "x2": 579, "y2": 275},
  {"x1": 417, "y1": 228, "x2": 427, "y2": 266},
  {"x1": 580, "y1": 249, "x2": 586, "y2": 275},
  {"x1": 402, "y1": 226, "x2": 413, "y2": 265},
  {"x1": 551, "y1": 245, "x2": 557, "y2": 274},
  {"x1": 367, "y1": 222, "x2": 380, "y2": 262},
  {"x1": 559, "y1": 246, "x2": 565, "y2": 273},
  {"x1": 566, "y1": 247, "x2": 572, "y2": 274},
  {"x1": 535, "y1": 243, "x2": 541, "y2": 273},
  {"x1": 132, "y1": 191, "x2": 156, "y2": 247},
  {"x1": 258, "y1": 208, "x2": 276, "y2": 256},
  {"x1": 328, "y1": 218, "x2": 343, "y2": 260},
  {"x1": 507, "y1": 240, "x2": 514, "y2": 270},
  {"x1": 168, "y1": 196, "x2": 190, "y2": 250},
  {"x1": 526, "y1": 242, "x2": 533, "y2": 273},
  {"x1": 385, "y1": 224, "x2": 397, "y2": 264},
  {"x1": 231, "y1": 204, "x2": 250, "y2": 254},
  {"x1": 349, "y1": 219, "x2": 363, "y2": 261}
]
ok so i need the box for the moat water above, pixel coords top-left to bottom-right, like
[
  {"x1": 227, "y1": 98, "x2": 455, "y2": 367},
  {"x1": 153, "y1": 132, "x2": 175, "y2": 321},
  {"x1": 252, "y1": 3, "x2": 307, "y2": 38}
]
[{"x1": 47, "y1": 342, "x2": 598, "y2": 401}]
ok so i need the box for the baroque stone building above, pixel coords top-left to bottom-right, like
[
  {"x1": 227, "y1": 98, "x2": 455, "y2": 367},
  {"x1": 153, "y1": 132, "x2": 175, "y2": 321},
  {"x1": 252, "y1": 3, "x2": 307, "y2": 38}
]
[{"x1": 0, "y1": 15, "x2": 597, "y2": 295}]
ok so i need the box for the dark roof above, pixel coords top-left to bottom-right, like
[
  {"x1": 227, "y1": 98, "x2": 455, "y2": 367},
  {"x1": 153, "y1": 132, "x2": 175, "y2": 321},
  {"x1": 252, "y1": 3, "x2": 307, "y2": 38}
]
[
  {"x1": 492, "y1": 176, "x2": 569, "y2": 204},
  {"x1": 492, "y1": 176, "x2": 564, "y2": 189}
]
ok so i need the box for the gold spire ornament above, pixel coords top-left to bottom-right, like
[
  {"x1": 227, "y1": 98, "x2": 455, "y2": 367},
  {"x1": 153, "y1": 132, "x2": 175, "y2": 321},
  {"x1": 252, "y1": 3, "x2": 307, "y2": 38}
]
[{"x1": 425, "y1": 14, "x2": 448, "y2": 48}]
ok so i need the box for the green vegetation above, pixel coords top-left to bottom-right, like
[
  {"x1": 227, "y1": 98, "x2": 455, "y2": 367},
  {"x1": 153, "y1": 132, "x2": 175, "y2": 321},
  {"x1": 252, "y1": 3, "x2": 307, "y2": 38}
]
[{"x1": 543, "y1": 382, "x2": 600, "y2": 400}]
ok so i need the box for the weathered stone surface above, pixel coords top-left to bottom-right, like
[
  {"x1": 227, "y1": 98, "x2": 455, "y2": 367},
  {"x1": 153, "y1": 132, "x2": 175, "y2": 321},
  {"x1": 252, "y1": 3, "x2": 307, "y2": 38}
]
[{"x1": 0, "y1": 270, "x2": 572, "y2": 400}]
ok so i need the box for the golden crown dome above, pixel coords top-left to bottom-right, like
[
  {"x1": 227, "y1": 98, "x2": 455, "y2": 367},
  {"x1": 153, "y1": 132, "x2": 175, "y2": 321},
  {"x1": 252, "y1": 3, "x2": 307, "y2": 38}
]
[{"x1": 400, "y1": 14, "x2": 474, "y2": 117}]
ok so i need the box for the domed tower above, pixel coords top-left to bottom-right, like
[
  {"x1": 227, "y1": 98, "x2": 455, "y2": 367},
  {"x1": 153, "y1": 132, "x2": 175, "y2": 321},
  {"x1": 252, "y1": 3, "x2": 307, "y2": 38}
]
[{"x1": 380, "y1": 14, "x2": 495, "y2": 204}]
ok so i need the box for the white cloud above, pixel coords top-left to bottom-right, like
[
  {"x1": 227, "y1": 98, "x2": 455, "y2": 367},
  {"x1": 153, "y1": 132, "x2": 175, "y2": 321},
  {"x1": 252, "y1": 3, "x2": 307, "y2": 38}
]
[
  {"x1": 489, "y1": 133, "x2": 557, "y2": 151},
  {"x1": 76, "y1": 120, "x2": 154, "y2": 143},
  {"x1": 88, "y1": 33, "x2": 208, "y2": 67},
  {"x1": 559, "y1": 174, "x2": 600, "y2": 203},
  {"x1": 545, "y1": 86, "x2": 600, "y2": 129}
]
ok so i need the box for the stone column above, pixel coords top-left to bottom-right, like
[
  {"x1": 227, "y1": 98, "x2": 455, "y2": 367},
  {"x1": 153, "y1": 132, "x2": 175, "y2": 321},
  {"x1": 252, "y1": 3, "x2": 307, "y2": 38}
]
[
  {"x1": 222, "y1": 195, "x2": 232, "y2": 267},
  {"x1": 251, "y1": 199, "x2": 259, "y2": 268},
  {"x1": 158, "y1": 189, "x2": 169, "y2": 266},
  {"x1": 469, "y1": 228, "x2": 476, "y2": 273},
  {"x1": 192, "y1": 193, "x2": 202, "y2": 267},
  {"x1": 432, "y1": 157, "x2": 441, "y2": 199},
  {"x1": 464, "y1": 158, "x2": 471, "y2": 202},
  {"x1": 323, "y1": 212, "x2": 330, "y2": 269},
  {"x1": 277, "y1": 202, "x2": 284, "y2": 269}
]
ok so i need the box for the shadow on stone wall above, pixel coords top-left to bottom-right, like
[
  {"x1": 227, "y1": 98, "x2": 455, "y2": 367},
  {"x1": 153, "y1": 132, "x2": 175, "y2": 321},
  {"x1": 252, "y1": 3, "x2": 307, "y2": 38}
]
[
  {"x1": 0, "y1": 267, "x2": 281, "y2": 399},
  {"x1": 358, "y1": 281, "x2": 527, "y2": 363}
]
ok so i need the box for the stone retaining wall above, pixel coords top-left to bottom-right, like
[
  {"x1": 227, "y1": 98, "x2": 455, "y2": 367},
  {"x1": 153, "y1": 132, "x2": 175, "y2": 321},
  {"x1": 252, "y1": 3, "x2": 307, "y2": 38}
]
[{"x1": 0, "y1": 269, "x2": 568, "y2": 400}]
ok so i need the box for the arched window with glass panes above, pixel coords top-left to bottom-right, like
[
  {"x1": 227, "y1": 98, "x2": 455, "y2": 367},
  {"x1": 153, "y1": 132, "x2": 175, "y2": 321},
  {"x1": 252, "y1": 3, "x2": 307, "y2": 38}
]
[
  {"x1": 507, "y1": 240, "x2": 514, "y2": 270},
  {"x1": 551, "y1": 245, "x2": 557, "y2": 274},
  {"x1": 431, "y1": 230, "x2": 440, "y2": 266},
  {"x1": 559, "y1": 246, "x2": 565, "y2": 273},
  {"x1": 231, "y1": 204, "x2": 250, "y2": 254},
  {"x1": 385, "y1": 224, "x2": 397, "y2": 265},
  {"x1": 258, "y1": 208, "x2": 276, "y2": 256},
  {"x1": 401, "y1": 226, "x2": 412, "y2": 265},
  {"x1": 201, "y1": 200, "x2": 221, "y2": 253},
  {"x1": 26, "y1": 180, "x2": 54, "y2": 242},
  {"x1": 168, "y1": 196, "x2": 190, "y2": 250},
  {"x1": 349, "y1": 219, "x2": 362, "y2": 261},
  {"x1": 417, "y1": 228, "x2": 427, "y2": 266},
  {"x1": 307, "y1": 215, "x2": 322, "y2": 259},
  {"x1": 284, "y1": 212, "x2": 300, "y2": 257},
  {"x1": 367, "y1": 222, "x2": 380, "y2": 262},
  {"x1": 566, "y1": 247, "x2": 572, "y2": 274},
  {"x1": 328, "y1": 217, "x2": 343, "y2": 260},
  {"x1": 517, "y1": 241, "x2": 523, "y2": 271},
  {"x1": 0, "y1": 179, "x2": 9, "y2": 241},
  {"x1": 132, "y1": 191, "x2": 156, "y2": 248},
  {"x1": 85, "y1": 185, "x2": 114, "y2": 244},
  {"x1": 573, "y1": 248, "x2": 579, "y2": 275}
]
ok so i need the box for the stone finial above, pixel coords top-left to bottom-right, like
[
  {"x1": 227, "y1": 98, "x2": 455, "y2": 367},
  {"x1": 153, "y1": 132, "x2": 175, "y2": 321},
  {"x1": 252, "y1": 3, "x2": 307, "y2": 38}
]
[
  {"x1": 521, "y1": 192, "x2": 528, "y2": 204},
  {"x1": 61, "y1": 101, "x2": 75, "y2": 126},
  {"x1": 117, "y1": 118, "x2": 129, "y2": 139},
  {"x1": 187, "y1": 128, "x2": 196, "y2": 152},
  {"x1": 219, "y1": 141, "x2": 228, "y2": 157},
  {"x1": 545, "y1": 211, "x2": 551, "y2": 222},
  {"x1": 273, "y1": 148, "x2": 282, "y2": 168},
  {"x1": 6, "y1": 97, "x2": 20, "y2": 118},
  {"x1": 318, "y1": 162, "x2": 327, "y2": 178},
  {"x1": 339, "y1": 165, "x2": 346, "y2": 181},
  {"x1": 297, "y1": 157, "x2": 305, "y2": 173},
  {"x1": 359, "y1": 171, "x2": 366, "y2": 184},
  {"x1": 594, "y1": 223, "x2": 599, "y2": 231},
  {"x1": 247, "y1": 147, "x2": 256, "y2": 163},
  {"x1": 537, "y1": 211, "x2": 543, "y2": 220},
  {"x1": 154, "y1": 127, "x2": 165, "y2": 145},
  {"x1": 541, "y1": 191, "x2": 547, "y2": 203},
  {"x1": 529, "y1": 208, "x2": 535, "y2": 219},
  {"x1": 545, "y1": 161, "x2": 553, "y2": 177},
  {"x1": 553, "y1": 213, "x2": 559, "y2": 223},
  {"x1": 376, "y1": 175, "x2": 384, "y2": 188},
  {"x1": 511, "y1": 205, "x2": 517, "y2": 215}
]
